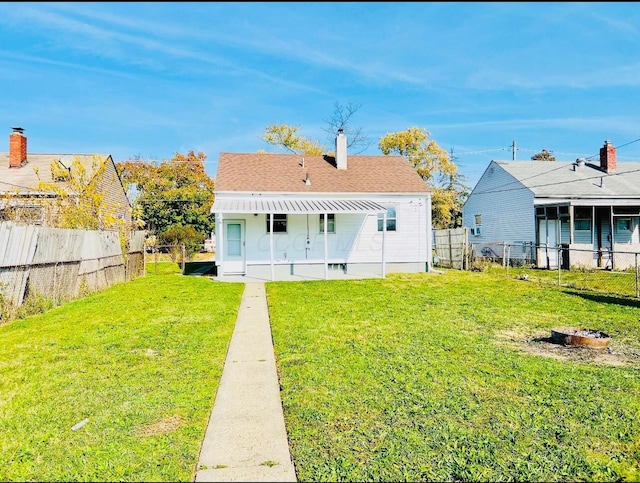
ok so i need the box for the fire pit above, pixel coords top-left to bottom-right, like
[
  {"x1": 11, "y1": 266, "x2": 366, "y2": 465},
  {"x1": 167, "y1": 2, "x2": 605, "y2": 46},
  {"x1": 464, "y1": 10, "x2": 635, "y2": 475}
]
[{"x1": 551, "y1": 327, "x2": 611, "y2": 349}]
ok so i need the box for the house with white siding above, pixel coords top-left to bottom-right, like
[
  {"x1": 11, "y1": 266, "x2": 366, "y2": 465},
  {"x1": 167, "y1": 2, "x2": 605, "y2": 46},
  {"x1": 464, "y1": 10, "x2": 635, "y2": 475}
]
[
  {"x1": 462, "y1": 141, "x2": 640, "y2": 269},
  {"x1": 210, "y1": 130, "x2": 433, "y2": 281}
]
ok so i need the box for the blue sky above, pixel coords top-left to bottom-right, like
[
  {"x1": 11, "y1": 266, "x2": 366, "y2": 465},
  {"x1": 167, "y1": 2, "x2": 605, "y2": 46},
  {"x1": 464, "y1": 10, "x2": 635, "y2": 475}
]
[{"x1": 2, "y1": 2, "x2": 640, "y2": 189}]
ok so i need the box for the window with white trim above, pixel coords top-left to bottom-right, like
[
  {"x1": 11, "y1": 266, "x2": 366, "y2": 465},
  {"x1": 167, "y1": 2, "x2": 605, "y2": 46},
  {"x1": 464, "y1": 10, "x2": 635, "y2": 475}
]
[
  {"x1": 266, "y1": 214, "x2": 287, "y2": 233},
  {"x1": 319, "y1": 213, "x2": 335, "y2": 233},
  {"x1": 473, "y1": 214, "x2": 482, "y2": 236},
  {"x1": 616, "y1": 218, "x2": 631, "y2": 232},
  {"x1": 377, "y1": 207, "x2": 397, "y2": 232},
  {"x1": 574, "y1": 219, "x2": 591, "y2": 231}
]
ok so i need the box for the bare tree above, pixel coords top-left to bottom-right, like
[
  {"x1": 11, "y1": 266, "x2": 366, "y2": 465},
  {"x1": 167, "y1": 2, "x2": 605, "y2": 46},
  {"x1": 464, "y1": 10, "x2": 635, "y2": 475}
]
[{"x1": 322, "y1": 101, "x2": 371, "y2": 154}]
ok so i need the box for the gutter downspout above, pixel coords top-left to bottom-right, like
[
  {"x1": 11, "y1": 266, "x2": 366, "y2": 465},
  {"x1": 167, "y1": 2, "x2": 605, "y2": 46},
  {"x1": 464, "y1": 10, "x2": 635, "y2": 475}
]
[{"x1": 426, "y1": 195, "x2": 433, "y2": 271}]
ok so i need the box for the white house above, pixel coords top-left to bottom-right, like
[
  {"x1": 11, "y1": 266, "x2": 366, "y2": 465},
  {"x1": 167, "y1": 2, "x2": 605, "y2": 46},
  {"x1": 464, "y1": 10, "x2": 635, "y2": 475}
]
[
  {"x1": 462, "y1": 141, "x2": 640, "y2": 269},
  {"x1": 210, "y1": 130, "x2": 432, "y2": 281}
]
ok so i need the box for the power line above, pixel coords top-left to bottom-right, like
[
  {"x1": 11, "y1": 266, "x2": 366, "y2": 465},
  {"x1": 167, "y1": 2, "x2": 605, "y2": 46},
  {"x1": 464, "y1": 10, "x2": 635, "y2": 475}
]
[
  {"x1": 451, "y1": 147, "x2": 509, "y2": 156},
  {"x1": 465, "y1": 135, "x2": 640, "y2": 196},
  {"x1": 617, "y1": 137, "x2": 640, "y2": 149},
  {"x1": 472, "y1": 165, "x2": 640, "y2": 196}
]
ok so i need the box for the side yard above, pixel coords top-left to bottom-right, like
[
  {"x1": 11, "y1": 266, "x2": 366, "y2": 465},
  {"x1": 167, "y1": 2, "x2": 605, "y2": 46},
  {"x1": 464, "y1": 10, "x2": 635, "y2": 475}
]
[
  {"x1": 0, "y1": 263, "x2": 244, "y2": 482},
  {"x1": 268, "y1": 270, "x2": 640, "y2": 482}
]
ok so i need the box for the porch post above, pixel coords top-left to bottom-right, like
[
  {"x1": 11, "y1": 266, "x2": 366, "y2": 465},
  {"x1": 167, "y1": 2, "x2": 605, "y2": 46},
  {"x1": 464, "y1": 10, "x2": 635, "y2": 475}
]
[
  {"x1": 270, "y1": 213, "x2": 274, "y2": 281},
  {"x1": 382, "y1": 211, "x2": 387, "y2": 278},
  {"x1": 545, "y1": 217, "x2": 550, "y2": 269},
  {"x1": 592, "y1": 206, "x2": 595, "y2": 246},
  {"x1": 610, "y1": 206, "x2": 615, "y2": 270},
  {"x1": 218, "y1": 213, "x2": 224, "y2": 281},
  {"x1": 323, "y1": 212, "x2": 328, "y2": 280},
  {"x1": 569, "y1": 205, "x2": 575, "y2": 244},
  {"x1": 425, "y1": 195, "x2": 433, "y2": 272}
]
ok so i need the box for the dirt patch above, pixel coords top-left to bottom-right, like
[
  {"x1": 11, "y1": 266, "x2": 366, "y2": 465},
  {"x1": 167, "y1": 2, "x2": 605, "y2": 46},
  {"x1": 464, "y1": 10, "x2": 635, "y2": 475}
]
[
  {"x1": 138, "y1": 415, "x2": 185, "y2": 436},
  {"x1": 495, "y1": 329, "x2": 639, "y2": 368}
]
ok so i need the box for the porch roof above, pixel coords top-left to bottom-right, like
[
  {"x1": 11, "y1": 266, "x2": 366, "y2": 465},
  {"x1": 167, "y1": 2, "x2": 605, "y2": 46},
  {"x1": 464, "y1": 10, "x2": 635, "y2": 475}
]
[{"x1": 211, "y1": 198, "x2": 387, "y2": 214}]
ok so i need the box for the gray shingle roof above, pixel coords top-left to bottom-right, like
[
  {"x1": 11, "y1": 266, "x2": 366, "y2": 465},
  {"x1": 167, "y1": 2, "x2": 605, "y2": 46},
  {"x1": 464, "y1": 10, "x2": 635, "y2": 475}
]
[
  {"x1": 0, "y1": 153, "x2": 110, "y2": 194},
  {"x1": 495, "y1": 160, "x2": 640, "y2": 199}
]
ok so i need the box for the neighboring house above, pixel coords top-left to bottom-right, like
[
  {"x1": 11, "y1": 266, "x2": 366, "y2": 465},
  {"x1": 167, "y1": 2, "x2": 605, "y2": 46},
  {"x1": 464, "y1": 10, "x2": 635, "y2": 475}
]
[
  {"x1": 462, "y1": 140, "x2": 640, "y2": 269},
  {"x1": 210, "y1": 130, "x2": 432, "y2": 281},
  {"x1": 0, "y1": 127, "x2": 132, "y2": 229}
]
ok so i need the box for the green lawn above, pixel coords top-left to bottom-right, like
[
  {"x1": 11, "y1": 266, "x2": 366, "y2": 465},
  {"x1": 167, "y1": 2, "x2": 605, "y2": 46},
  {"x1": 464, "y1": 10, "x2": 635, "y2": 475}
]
[
  {"x1": 268, "y1": 270, "x2": 640, "y2": 482},
  {"x1": 2, "y1": 266, "x2": 639, "y2": 482},
  {"x1": 0, "y1": 263, "x2": 244, "y2": 482}
]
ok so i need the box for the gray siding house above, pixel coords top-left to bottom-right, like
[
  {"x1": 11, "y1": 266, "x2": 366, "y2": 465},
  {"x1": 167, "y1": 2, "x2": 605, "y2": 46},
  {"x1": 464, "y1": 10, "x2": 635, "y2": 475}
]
[
  {"x1": 0, "y1": 127, "x2": 132, "y2": 230},
  {"x1": 463, "y1": 141, "x2": 640, "y2": 269}
]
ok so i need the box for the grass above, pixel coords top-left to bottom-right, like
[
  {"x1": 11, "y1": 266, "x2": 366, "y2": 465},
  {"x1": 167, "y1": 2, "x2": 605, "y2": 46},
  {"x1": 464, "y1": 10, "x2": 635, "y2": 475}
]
[
  {"x1": 3, "y1": 265, "x2": 640, "y2": 481},
  {"x1": 267, "y1": 270, "x2": 640, "y2": 482},
  {"x1": 0, "y1": 262, "x2": 244, "y2": 482}
]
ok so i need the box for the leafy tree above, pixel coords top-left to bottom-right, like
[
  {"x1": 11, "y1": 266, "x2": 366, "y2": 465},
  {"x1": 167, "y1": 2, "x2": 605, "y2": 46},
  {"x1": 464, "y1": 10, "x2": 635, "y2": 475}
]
[
  {"x1": 262, "y1": 124, "x2": 325, "y2": 155},
  {"x1": 262, "y1": 101, "x2": 370, "y2": 155},
  {"x1": 378, "y1": 127, "x2": 468, "y2": 229},
  {"x1": 36, "y1": 155, "x2": 126, "y2": 231},
  {"x1": 531, "y1": 149, "x2": 556, "y2": 161},
  {"x1": 116, "y1": 151, "x2": 215, "y2": 244}
]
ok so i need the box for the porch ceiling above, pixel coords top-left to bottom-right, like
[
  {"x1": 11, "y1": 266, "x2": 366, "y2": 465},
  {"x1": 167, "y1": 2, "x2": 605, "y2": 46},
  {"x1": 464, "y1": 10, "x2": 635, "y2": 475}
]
[{"x1": 211, "y1": 198, "x2": 388, "y2": 214}]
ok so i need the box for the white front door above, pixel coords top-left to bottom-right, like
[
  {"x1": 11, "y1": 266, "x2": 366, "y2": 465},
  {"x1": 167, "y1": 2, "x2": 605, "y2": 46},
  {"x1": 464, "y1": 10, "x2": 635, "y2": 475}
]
[
  {"x1": 539, "y1": 219, "x2": 559, "y2": 268},
  {"x1": 223, "y1": 220, "x2": 245, "y2": 274}
]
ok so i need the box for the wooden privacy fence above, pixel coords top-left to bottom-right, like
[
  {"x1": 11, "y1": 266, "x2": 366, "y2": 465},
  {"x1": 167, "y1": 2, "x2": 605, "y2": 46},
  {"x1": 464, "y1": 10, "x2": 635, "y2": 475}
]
[
  {"x1": 433, "y1": 227, "x2": 469, "y2": 269},
  {"x1": 0, "y1": 222, "x2": 146, "y2": 308}
]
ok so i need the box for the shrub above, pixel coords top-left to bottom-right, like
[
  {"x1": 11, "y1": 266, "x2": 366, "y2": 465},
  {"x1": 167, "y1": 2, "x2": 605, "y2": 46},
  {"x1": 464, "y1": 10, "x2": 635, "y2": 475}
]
[{"x1": 158, "y1": 224, "x2": 203, "y2": 261}]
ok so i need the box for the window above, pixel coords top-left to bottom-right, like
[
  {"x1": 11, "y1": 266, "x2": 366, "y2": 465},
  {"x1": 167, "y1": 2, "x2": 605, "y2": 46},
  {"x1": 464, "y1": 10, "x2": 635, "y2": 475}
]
[
  {"x1": 319, "y1": 213, "x2": 335, "y2": 233},
  {"x1": 574, "y1": 219, "x2": 591, "y2": 231},
  {"x1": 475, "y1": 214, "x2": 482, "y2": 225},
  {"x1": 377, "y1": 207, "x2": 397, "y2": 232},
  {"x1": 617, "y1": 218, "x2": 631, "y2": 232},
  {"x1": 266, "y1": 213, "x2": 287, "y2": 233}
]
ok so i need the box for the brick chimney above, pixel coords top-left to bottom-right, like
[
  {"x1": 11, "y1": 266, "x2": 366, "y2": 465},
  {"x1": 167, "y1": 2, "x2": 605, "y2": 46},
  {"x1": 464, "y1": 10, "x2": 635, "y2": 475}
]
[
  {"x1": 335, "y1": 128, "x2": 347, "y2": 170},
  {"x1": 9, "y1": 127, "x2": 27, "y2": 168},
  {"x1": 599, "y1": 140, "x2": 616, "y2": 173}
]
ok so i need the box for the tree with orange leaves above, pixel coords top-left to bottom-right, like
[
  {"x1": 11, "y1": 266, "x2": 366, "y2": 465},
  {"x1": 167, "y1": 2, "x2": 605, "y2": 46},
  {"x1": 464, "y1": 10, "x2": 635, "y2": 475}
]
[{"x1": 116, "y1": 151, "x2": 215, "y2": 244}]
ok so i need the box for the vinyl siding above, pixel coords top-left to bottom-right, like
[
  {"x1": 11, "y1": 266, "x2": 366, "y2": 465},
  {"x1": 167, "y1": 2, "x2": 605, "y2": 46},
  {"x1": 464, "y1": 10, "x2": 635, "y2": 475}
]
[
  {"x1": 220, "y1": 195, "x2": 429, "y2": 265},
  {"x1": 463, "y1": 162, "x2": 535, "y2": 244},
  {"x1": 96, "y1": 157, "x2": 132, "y2": 228}
]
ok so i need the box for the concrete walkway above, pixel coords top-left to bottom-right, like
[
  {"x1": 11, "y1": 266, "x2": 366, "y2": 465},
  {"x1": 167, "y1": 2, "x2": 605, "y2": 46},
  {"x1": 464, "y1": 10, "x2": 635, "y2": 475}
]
[{"x1": 195, "y1": 282, "x2": 297, "y2": 482}]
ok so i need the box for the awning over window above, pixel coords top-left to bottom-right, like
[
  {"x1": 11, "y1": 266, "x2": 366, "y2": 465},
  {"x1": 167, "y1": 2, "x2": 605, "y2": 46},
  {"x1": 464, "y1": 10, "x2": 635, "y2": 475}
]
[{"x1": 211, "y1": 198, "x2": 387, "y2": 214}]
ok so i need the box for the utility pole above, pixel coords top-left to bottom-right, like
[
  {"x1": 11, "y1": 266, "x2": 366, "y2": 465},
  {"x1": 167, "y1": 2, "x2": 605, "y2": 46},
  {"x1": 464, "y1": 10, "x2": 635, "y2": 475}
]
[{"x1": 512, "y1": 140, "x2": 517, "y2": 161}]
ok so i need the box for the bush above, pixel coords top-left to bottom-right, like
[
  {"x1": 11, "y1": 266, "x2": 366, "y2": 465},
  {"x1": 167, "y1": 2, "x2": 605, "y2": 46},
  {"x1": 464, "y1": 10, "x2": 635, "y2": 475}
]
[
  {"x1": 158, "y1": 224, "x2": 203, "y2": 261},
  {"x1": 469, "y1": 258, "x2": 495, "y2": 272}
]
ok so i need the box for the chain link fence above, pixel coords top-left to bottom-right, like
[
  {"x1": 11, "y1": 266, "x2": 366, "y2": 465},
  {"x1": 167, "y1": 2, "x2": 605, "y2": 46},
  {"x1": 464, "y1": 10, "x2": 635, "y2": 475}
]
[
  {"x1": 144, "y1": 244, "x2": 216, "y2": 276},
  {"x1": 434, "y1": 238, "x2": 640, "y2": 299}
]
